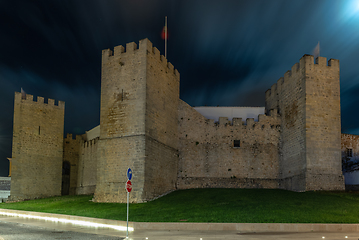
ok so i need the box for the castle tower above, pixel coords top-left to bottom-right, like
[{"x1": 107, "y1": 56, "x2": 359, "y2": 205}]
[
  {"x1": 265, "y1": 55, "x2": 344, "y2": 191},
  {"x1": 9, "y1": 92, "x2": 65, "y2": 201},
  {"x1": 94, "y1": 38, "x2": 180, "y2": 203}
]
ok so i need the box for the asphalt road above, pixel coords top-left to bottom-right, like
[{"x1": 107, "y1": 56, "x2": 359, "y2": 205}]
[
  {"x1": 0, "y1": 215, "x2": 359, "y2": 240},
  {"x1": 0, "y1": 220, "x2": 124, "y2": 240}
]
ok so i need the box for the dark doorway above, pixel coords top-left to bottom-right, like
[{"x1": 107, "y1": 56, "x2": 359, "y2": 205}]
[{"x1": 61, "y1": 161, "x2": 70, "y2": 195}]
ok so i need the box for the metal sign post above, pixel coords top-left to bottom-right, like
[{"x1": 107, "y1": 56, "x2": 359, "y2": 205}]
[
  {"x1": 126, "y1": 168, "x2": 132, "y2": 239},
  {"x1": 126, "y1": 189, "x2": 130, "y2": 238}
]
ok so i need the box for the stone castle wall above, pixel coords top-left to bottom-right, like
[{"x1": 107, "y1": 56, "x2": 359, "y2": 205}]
[
  {"x1": 304, "y1": 57, "x2": 343, "y2": 190},
  {"x1": 178, "y1": 100, "x2": 281, "y2": 189},
  {"x1": 62, "y1": 134, "x2": 81, "y2": 195},
  {"x1": 94, "y1": 40, "x2": 148, "y2": 203},
  {"x1": 143, "y1": 39, "x2": 179, "y2": 201},
  {"x1": 10, "y1": 92, "x2": 64, "y2": 201},
  {"x1": 94, "y1": 39, "x2": 179, "y2": 203},
  {"x1": 266, "y1": 55, "x2": 344, "y2": 191},
  {"x1": 9, "y1": 39, "x2": 347, "y2": 203},
  {"x1": 265, "y1": 59, "x2": 307, "y2": 191},
  {"x1": 77, "y1": 137, "x2": 98, "y2": 195}
]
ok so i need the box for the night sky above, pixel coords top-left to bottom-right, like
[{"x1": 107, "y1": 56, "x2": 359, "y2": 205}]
[{"x1": 1, "y1": 0, "x2": 359, "y2": 176}]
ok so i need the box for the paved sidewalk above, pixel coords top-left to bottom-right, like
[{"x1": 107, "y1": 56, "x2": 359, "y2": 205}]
[{"x1": 0, "y1": 209, "x2": 358, "y2": 239}]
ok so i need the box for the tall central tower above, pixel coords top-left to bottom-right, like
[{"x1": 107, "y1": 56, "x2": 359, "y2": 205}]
[{"x1": 94, "y1": 39, "x2": 180, "y2": 203}]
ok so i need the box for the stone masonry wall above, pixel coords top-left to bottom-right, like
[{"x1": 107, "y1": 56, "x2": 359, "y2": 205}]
[
  {"x1": 178, "y1": 100, "x2": 281, "y2": 189},
  {"x1": 144, "y1": 39, "x2": 180, "y2": 150},
  {"x1": 10, "y1": 92, "x2": 64, "y2": 201},
  {"x1": 265, "y1": 55, "x2": 344, "y2": 191},
  {"x1": 304, "y1": 56, "x2": 343, "y2": 190},
  {"x1": 143, "y1": 39, "x2": 179, "y2": 200},
  {"x1": 265, "y1": 58, "x2": 307, "y2": 191},
  {"x1": 63, "y1": 134, "x2": 81, "y2": 195},
  {"x1": 77, "y1": 138, "x2": 98, "y2": 195},
  {"x1": 95, "y1": 39, "x2": 180, "y2": 203},
  {"x1": 94, "y1": 39, "x2": 148, "y2": 203},
  {"x1": 143, "y1": 136, "x2": 178, "y2": 200},
  {"x1": 96, "y1": 136, "x2": 146, "y2": 202}
]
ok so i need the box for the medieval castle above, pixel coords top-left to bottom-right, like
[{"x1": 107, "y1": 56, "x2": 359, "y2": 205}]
[{"x1": 8, "y1": 38, "x2": 357, "y2": 203}]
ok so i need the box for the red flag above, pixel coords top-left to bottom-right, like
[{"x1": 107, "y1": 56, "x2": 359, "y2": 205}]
[{"x1": 161, "y1": 26, "x2": 168, "y2": 40}]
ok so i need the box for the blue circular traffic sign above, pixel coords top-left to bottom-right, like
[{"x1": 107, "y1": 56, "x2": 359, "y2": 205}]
[{"x1": 127, "y1": 168, "x2": 132, "y2": 180}]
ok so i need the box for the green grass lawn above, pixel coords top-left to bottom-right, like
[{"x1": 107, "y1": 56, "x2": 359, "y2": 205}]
[{"x1": 1, "y1": 189, "x2": 359, "y2": 223}]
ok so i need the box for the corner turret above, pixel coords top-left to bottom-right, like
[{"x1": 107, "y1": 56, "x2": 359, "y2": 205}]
[{"x1": 265, "y1": 54, "x2": 344, "y2": 191}]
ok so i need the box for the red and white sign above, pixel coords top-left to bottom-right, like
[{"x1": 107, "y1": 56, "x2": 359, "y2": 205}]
[{"x1": 126, "y1": 180, "x2": 132, "y2": 193}]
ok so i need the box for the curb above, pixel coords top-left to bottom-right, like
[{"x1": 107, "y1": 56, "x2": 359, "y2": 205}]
[
  {"x1": 133, "y1": 222, "x2": 359, "y2": 232},
  {"x1": 0, "y1": 209, "x2": 359, "y2": 232}
]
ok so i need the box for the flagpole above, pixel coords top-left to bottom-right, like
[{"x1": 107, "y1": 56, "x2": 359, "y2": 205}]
[{"x1": 165, "y1": 16, "x2": 167, "y2": 59}]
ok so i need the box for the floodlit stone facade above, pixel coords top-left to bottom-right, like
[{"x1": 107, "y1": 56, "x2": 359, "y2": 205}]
[
  {"x1": 9, "y1": 38, "x2": 348, "y2": 202},
  {"x1": 9, "y1": 93, "x2": 64, "y2": 201},
  {"x1": 178, "y1": 100, "x2": 281, "y2": 189},
  {"x1": 266, "y1": 55, "x2": 344, "y2": 191}
]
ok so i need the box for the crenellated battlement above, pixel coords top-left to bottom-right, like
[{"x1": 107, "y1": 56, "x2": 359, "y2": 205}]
[
  {"x1": 184, "y1": 112, "x2": 281, "y2": 132},
  {"x1": 101, "y1": 38, "x2": 180, "y2": 81},
  {"x1": 64, "y1": 133, "x2": 82, "y2": 141},
  {"x1": 265, "y1": 55, "x2": 339, "y2": 98},
  {"x1": 82, "y1": 137, "x2": 99, "y2": 148},
  {"x1": 15, "y1": 92, "x2": 65, "y2": 108}
]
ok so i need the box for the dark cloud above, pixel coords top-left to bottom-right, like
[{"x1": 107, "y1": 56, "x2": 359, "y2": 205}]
[{"x1": 1, "y1": 0, "x2": 359, "y2": 176}]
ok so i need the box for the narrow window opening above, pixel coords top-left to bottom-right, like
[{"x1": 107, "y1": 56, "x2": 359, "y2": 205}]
[
  {"x1": 234, "y1": 140, "x2": 240, "y2": 148},
  {"x1": 347, "y1": 148, "x2": 353, "y2": 158},
  {"x1": 122, "y1": 89, "x2": 124, "y2": 101}
]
